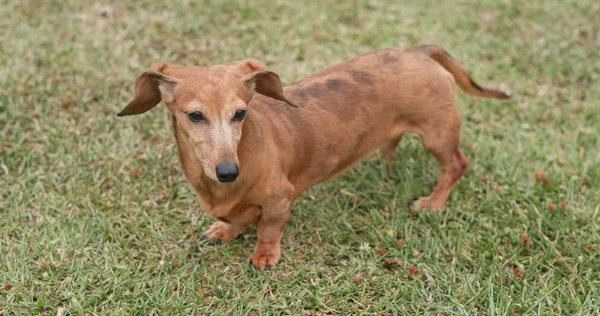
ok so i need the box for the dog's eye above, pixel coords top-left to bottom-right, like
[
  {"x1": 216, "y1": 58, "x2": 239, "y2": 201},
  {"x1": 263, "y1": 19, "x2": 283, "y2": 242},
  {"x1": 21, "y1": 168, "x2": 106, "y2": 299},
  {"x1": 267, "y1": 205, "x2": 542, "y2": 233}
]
[
  {"x1": 232, "y1": 109, "x2": 246, "y2": 122},
  {"x1": 187, "y1": 111, "x2": 205, "y2": 122}
]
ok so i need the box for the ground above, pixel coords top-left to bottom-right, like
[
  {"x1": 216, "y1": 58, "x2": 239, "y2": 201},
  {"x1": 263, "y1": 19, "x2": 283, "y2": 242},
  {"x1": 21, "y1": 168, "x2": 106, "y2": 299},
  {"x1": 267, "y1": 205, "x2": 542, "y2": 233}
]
[{"x1": 1, "y1": 0, "x2": 599, "y2": 314}]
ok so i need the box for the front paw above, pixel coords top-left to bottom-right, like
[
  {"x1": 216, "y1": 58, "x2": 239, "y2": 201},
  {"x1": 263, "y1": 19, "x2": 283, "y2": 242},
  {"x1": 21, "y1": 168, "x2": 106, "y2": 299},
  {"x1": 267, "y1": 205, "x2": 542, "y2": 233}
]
[
  {"x1": 201, "y1": 221, "x2": 243, "y2": 244},
  {"x1": 249, "y1": 244, "x2": 281, "y2": 270}
]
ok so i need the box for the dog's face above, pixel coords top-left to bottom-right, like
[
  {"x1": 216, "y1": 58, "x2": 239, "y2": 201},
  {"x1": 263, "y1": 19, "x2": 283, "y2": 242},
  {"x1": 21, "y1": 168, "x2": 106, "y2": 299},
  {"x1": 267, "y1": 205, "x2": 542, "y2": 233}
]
[{"x1": 118, "y1": 60, "x2": 296, "y2": 183}]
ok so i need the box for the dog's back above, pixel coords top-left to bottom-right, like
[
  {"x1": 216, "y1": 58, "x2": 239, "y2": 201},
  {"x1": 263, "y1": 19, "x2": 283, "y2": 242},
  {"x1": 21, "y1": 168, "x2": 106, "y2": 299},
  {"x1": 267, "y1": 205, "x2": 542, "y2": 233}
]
[{"x1": 251, "y1": 46, "x2": 503, "y2": 194}]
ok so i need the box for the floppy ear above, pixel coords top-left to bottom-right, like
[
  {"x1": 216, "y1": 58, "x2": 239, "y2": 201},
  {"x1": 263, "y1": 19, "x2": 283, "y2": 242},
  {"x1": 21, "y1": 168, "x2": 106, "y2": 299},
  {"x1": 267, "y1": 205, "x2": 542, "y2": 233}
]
[
  {"x1": 240, "y1": 60, "x2": 297, "y2": 108},
  {"x1": 117, "y1": 68, "x2": 177, "y2": 117}
]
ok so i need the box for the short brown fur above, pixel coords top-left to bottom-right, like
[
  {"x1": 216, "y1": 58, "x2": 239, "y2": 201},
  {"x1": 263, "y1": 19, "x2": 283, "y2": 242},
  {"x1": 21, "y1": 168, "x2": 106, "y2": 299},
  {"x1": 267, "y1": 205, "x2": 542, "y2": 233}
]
[{"x1": 118, "y1": 44, "x2": 510, "y2": 269}]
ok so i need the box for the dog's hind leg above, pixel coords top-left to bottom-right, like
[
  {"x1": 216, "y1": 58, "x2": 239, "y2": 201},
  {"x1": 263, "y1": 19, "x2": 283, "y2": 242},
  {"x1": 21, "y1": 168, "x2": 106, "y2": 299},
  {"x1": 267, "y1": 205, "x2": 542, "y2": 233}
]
[{"x1": 411, "y1": 112, "x2": 468, "y2": 210}]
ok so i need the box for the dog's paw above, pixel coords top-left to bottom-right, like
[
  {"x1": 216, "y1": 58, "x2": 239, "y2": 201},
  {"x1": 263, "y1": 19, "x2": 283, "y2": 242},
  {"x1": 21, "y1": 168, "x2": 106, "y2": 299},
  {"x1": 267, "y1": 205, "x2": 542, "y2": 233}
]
[
  {"x1": 407, "y1": 196, "x2": 419, "y2": 207},
  {"x1": 249, "y1": 252, "x2": 280, "y2": 270},
  {"x1": 408, "y1": 196, "x2": 444, "y2": 210},
  {"x1": 201, "y1": 221, "x2": 243, "y2": 244}
]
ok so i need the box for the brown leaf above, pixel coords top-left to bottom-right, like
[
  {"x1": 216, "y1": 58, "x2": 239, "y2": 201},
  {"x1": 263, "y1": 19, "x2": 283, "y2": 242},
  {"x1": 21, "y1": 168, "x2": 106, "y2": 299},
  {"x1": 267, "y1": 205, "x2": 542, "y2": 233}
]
[
  {"x1": 2, "y1": 283, "x2": 13, "y2": 291},
  {"x1": 559, "y1": 202, "x2": 567, "y2": 210},
  {"x1": 534, "y1": 171, "x2": 551, "y2": 186},
  {"x1": 384, "y1": 258, "x2": 404, "y2": 266},
  {"x1": 520, "y1": 232, "x2": 532, "y2": 246},
  {"x1": 130, "y1": 166, "x2": 139, "y2": 178},
  {"x1": 581, "y1": 179, "x2": 589, "y2": 188},
  {"x1": 514, "y1": 266, "x2": 522, "y2": 279},
  {"x1": 60, "y1": 92, "x2": 76, "y2": 108},
  {"x1": 407, "y1": 266, "x2": 420, "y2": 276},
  {"x1": 396, "y1": 238, "x2": 405, "y2": 248},
  {"x1": 136, "y1": 154, "x2": 146, "y2": 162},
  {"x1": 570, "y1": 274, "x2": 577, "y2": 281},
  {"x1": 375, "y1": 247, "x2": 386, "y2": 255},
  {"x1": 584, "y1": 244, "x2": 596, "y2": 251},
  {"x1": 151, "y1": 134, "x2": 160, "y2": 141},
  {"x1": 547, "y1": 202, "x2": 556, "y2": 211}
]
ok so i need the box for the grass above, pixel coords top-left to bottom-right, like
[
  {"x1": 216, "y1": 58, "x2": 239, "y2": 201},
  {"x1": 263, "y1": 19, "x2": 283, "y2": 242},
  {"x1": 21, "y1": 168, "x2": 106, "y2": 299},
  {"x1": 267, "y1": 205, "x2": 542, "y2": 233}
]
[{"x1": 1, "y1": 0, "x2": 599, "y2": 314}]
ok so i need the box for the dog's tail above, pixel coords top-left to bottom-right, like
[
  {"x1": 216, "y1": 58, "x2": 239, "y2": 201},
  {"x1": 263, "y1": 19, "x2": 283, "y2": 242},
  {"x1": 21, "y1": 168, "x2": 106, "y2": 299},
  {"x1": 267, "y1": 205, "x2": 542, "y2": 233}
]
[{"x1": 408, "y1": 44, "x2": 510, "y2": 99}]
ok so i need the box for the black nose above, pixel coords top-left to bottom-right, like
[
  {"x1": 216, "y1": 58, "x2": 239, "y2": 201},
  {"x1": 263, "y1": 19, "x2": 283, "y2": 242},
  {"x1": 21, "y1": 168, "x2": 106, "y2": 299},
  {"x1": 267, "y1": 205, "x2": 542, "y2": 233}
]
[{"x1": 215, "y1": 163, "x2": 239, "y2": 183}]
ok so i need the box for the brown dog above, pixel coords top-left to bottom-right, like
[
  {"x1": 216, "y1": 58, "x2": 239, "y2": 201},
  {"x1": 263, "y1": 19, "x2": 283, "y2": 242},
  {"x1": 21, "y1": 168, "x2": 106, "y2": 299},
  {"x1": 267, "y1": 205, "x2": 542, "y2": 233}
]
[{"x1": 118, "y1": 44, "x2": 509, "y2": 270}]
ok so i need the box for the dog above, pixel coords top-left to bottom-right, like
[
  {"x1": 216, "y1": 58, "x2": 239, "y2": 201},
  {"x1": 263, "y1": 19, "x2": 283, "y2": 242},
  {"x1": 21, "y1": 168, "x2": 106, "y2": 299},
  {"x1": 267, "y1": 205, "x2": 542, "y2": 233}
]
[{"x1": 118, "y1": 44, "x2": 509, "y2": 270}]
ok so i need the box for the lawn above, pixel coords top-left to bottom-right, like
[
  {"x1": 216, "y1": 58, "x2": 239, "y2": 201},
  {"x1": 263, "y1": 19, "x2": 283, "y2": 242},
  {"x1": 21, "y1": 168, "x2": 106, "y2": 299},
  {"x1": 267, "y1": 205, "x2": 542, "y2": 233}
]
[{"x1": 1, "y1": 0, "x2": 599, "y2": 314}]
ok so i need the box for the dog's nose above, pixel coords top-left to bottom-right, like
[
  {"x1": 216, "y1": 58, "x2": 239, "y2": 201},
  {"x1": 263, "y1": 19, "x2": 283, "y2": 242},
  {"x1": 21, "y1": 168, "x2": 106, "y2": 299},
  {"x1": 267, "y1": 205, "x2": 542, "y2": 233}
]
[{"x1": 215, "y1": 163, "x2": 239, "y2": 183}]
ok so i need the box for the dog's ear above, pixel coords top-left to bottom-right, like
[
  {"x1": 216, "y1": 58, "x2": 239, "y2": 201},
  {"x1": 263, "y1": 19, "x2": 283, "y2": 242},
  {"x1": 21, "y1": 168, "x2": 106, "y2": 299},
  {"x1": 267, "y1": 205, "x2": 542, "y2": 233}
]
[
  {"x1": 239, "y1": 60, "x2": 297, "y2": 108},
  {"x1": 118, "y1": 64, "x2": 177, "y2": 116}
]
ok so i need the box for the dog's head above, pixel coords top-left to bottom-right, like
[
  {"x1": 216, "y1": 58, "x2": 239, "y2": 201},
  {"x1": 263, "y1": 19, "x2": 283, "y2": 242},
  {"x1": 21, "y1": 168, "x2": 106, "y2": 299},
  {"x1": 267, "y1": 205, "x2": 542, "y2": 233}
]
[{"x1": 118, "y1": 60, "x2": 296, "y2": 183}]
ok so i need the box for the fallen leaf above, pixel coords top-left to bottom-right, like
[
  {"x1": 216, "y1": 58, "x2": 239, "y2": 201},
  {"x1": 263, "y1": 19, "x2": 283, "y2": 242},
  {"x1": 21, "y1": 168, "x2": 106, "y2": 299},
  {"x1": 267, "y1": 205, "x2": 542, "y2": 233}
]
[
  {"x1": 2, "y1": 283, "x2": 12, "y2": 291},
  {"x1": 60, "y1": 92, "x2": 75, "y2": 108},
  {"x1": 136, "y1": 154, "x2": 146, "y2": 161},
  {"x1": 534, "y1": 171, "x2": 551, "y2": 186},
  {"x1": 396, "y1": 238, "x2": 405, "y2": 248},
  {"x1": 375, "y1": 247, "x2": 386, "y2": 255},
  {"x1": 559, "y1": 202, "x2": 567, "y2": 210},
  {"x1": 520, "y1": 232, "x2": 532, "y2": 246},
  {"x1": 407, "y1": 266, "x2": 420, "y2": 276},
  {"x1": 547, "y1": 202, "x2": 556, "y2": 211},
  {"x1": 130, "y1": 166, "x2": 139, "y2": 177},
  {"x1": 570, "y1": 274, "x2": 577, "y2": 281},
  {"x1": 584, "y1": 244, "x2": 596, "y2": 251},
  {"x1": 581, "y1": 179, "x2": 589, "y2": 188},
  {"x1": 384, "y1": 258, "x2": 404, "y2": 266},
  {"x1": 514, "y1": 266, "x2": 522, "y2": 279}
]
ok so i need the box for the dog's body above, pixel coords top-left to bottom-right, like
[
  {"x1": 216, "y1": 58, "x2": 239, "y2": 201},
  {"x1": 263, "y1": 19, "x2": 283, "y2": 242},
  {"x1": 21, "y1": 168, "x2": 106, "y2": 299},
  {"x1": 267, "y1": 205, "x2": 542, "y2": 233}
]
[{"x1": 119, "y1": 45, "x2": 509, "y2": 269}]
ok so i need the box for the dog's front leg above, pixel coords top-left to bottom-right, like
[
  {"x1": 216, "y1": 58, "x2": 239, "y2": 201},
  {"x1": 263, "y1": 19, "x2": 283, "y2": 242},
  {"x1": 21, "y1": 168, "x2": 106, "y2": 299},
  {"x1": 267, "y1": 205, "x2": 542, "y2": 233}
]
[{"x1": 250, "y1": 198, "x2": 292, "y2": 270}]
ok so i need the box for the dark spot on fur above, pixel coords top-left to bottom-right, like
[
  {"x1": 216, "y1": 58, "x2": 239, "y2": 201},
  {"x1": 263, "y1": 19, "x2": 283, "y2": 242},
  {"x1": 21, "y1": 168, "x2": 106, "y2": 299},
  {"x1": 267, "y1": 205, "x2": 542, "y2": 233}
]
[
  {"x1": 349, "y1": 71, "x2": 374, "y2": 85},
  {"x1": 326, "y1": 79, "x2": 343, "y2": 91},
  {"x1": 469, "y1": 78, "x2": 484, "y2": 92},
  {"x1": 217, "y1": 217, "x2": 230, "y2": 223}
]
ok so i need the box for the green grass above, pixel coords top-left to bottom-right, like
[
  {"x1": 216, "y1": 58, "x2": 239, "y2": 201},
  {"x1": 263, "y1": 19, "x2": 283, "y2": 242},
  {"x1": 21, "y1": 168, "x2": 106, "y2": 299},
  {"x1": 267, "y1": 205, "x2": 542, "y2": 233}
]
[{"x1": 1, "y1": 0, "x2": 599, "y2": 314}]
